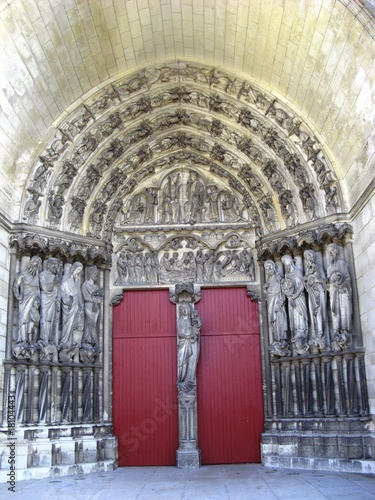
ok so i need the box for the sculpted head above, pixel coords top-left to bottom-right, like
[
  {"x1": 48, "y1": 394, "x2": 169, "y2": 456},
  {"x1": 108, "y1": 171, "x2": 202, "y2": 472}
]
[
  {"x1": 179, "y1": 302, "x2": 191, "y2": 318},
  {"x1": 303, "y1": 249, "x2": 315, "y2": 262},
  {"x1": 327, "y1": 243, "x2": 339, "y2": 260},
  {"x1": 264, "y1": 259, "x2": 276, "y2": 276},
  {"x1": 28, "y1": 256, "x2": 42, "y2": 275},
  {"x1": 87, "y1": 265, "x2": 98, "y2": 281},
  {"x1": 46, "y1": 257, "x2": 60, "y2": 274},
  {"x1": 281, "y1": 254, "x2": 294, "y2": 273},
  {"x1": 71, "y1": 262, "x2": 83, "y2": 277}
]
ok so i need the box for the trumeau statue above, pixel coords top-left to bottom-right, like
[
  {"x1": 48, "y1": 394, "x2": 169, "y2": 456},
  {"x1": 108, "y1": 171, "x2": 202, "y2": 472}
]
[
  {"x1": 264, "y1": 260, "x2": 290, "y2": 357},
  {"x1": 177, "y1": 302, "x2": 201, "y2": 394}
]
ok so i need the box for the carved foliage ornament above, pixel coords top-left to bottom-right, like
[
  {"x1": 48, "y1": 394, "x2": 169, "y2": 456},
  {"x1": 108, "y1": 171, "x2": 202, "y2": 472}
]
[{"x1": 10, "y1": 231, "x2": 113, "y2": 266}]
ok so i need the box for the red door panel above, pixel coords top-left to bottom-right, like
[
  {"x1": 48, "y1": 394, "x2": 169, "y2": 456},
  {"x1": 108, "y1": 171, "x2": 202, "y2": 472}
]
[
  {"x1": 196, "y1": 287, "x2": 264, "y2": 464},
  {"x1": 112, "y1": 287, "x2": 264, "y2": 466},
  {"x1": 112, "y1": 290, "x2": 178, "y2": 466}
]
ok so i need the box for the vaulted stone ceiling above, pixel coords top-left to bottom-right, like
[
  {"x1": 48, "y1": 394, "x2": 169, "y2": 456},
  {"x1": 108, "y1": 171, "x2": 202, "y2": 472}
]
[{"x1": 1, "y1": 0, "x2": 374, "y2": 226}]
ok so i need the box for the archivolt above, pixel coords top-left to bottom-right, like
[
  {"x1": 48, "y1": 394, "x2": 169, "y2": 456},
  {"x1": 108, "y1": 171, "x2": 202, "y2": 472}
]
[{"x1": 22, "y1": 61, "x2": 341, "y2": 241}]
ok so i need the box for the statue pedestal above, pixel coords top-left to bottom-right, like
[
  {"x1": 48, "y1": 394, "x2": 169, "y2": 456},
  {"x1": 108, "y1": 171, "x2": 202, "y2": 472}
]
[
  {"x1": 177, "y1": 448, "x2": 201, "y2": 469},
  {"x1": 177, "y1": 394, "x2": 200, "y2": 469}
]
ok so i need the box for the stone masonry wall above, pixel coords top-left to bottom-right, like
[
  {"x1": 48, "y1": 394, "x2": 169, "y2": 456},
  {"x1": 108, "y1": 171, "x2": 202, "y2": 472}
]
[
  {"x1": 0, "y1": 222, "x2": 10, "y2": 424},
  {"x1": 352, "y1": 192, "x2": 375, "y2": 417}
]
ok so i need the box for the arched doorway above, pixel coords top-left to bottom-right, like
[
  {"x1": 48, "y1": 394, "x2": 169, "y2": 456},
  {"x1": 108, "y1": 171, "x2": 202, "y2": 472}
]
[{"x1": 112, "y1": 287, "x2": 263, "y2": 466}]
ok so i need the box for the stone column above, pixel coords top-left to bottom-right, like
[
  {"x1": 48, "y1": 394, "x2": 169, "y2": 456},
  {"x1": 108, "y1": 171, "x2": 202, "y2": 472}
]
[{"x1": 170, "y1": 283, "x2": 201, "y2": 469}]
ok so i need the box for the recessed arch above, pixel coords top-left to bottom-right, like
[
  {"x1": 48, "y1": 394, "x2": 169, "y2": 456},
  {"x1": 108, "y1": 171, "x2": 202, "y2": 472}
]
[{"x1": 21, "y1": 61, "x2": 341, "y2": 240}]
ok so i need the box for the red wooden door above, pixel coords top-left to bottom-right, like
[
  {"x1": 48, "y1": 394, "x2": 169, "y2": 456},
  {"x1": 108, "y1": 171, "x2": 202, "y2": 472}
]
[
  {"x1": 112, "y1": 290, "x2": 178, "y2": 466},
  {"x1": 196, "y1": 287, "x2": 264, "y2": 464}
]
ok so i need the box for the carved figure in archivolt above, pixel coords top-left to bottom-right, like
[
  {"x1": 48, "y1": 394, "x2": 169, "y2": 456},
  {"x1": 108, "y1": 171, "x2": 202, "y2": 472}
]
[
  {"x1": 303, "y1": 250, "x2": 329, "y2": 351},
  {"x1": 326, "y1": 243, "x2": 352, "y2": 349},
  {"x1": 24, "y1": 191, "x2": 42, "y2": 224},
  {"x1": 13, "y1": 256, "x2": 43, "y2": 344},
  {"x1": 39, "y1": 258, "x2": 61, "y2": 343},
  {"x1": 177, "y1": 303, "x2": 201, "y2": 394},
  {"x1": 281, "y1": 255, "x2": 309, "y2": 355},
  {"x1": 60, "y1": 262, "x2": 84, "y2": 348},
  {"x1": 264, "y1": 260, "x2": 290, "y2": 357}
]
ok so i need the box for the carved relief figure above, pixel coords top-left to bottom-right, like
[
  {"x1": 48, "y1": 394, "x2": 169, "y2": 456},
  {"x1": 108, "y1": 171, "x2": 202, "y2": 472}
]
[
  {"x1": 221, "y1": 191, "x2": 242, "y2": 221},
  {"x1": 144, "y1": 188, "x2": 158, "y2": 223},
  {"x1": 281, "y1": 255, "x2": 309, "y2": 355},
  {"x1": 39, "y1": 258, "x2": 61, "y2": 343},
  {"x1": 60, "y1": 262, "x2": 84, "y2": 347},
  {"x1": 13, "y1": 256, "x2": 42, "y2": 344},
  {"x1": 264, "y1": 260, "x2": 290, "y2": 356},
  {"x1": 205, "y1": 185, "x2": 220, "y2": 221},
  {"x1": 126, "y1": 194, "x2": 145, "y2": 224},
  {"x1": 115, "y1": 252, "x2": 128, "y2": 285},
  {"x1": 303, "y1": 250, "x2": 329, "y2": 351},
  {"x1": 23, "y1": 192, "x2": 42, "y2": 224},
  {"x1": 239, "y1": 249, "x2": 255, "y2": 280},
  {"x1": 177, "y1": 303, "x2": 201, "y2": 393},
  {"x1": 186, "y1": 171, "x2": 205, "y2": 223},
  {"x1": 82, "y1": 265, "x2": 104, "y2": 347},
  {"x1": 327, "y1": 243, "x2": 353, "y2": 349}
]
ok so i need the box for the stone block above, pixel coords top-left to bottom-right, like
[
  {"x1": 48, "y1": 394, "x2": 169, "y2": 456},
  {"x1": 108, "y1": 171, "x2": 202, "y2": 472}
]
[
  {"x1": 176, "y1": 449, "x2": 200, "y2": 469},
  {"x1": 298, "y1": 436, "x2": 314, "y2": 458},
  {"x1": 102, "y1": 437, "x2": 117, "y2": 460},
  {"x1": 313, "y1": 436, "x2": 325, "y2": 458},
  {"x1": 60, "y1": 441, "x2": 75, "y2": 465},
  {"x1": 82, "y1": 441, "x2": 98, "y2": 463},
  {"x1": 324, "y1": 436, "x2": 339, "y2": 458}
]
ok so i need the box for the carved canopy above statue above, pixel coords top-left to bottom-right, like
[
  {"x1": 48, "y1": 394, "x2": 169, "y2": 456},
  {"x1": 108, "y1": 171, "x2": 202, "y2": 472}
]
[{"x1": 21, "y1": 61, "x2": 341, "y2": 242}]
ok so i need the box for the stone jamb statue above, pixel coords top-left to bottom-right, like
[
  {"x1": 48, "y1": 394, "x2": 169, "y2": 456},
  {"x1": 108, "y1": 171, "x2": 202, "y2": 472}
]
[
  {"x1": 281, "y1": 254, "x2": 309, "y2": 355},
  {"x1": 326, "y1": 243, "x2": 353, "y2": 350},
  {"x1": 303, "y1": 249, "x2": 329, "y2": 351},
  {"x1": 59, "y1": 262, "x2": 84, "y2": 361},
  {"x1": 264, "y1": 259, "x2": 290, "y2": 357},
  {"x1": 13, "y1": 255, "x2": 42, "y2": 345},
  {"x1": 39, "y1": 257, "x2": 61, "y2": 344}
]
